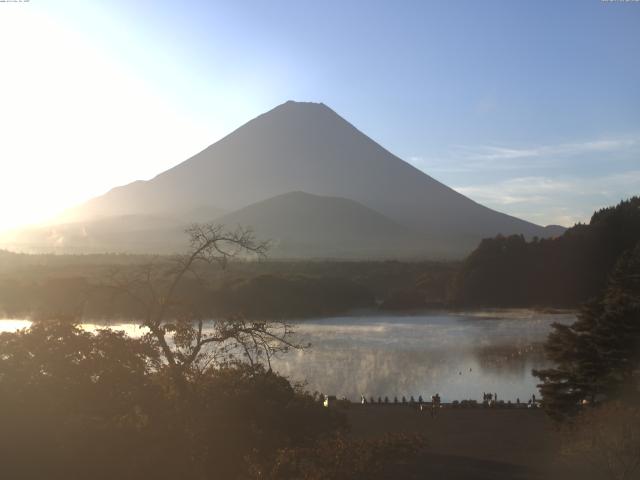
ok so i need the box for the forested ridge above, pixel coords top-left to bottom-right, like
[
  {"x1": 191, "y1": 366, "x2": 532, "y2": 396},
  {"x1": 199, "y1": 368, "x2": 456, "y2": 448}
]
[
  {"x1": 453, "y1": 197, "x2": 640, "y2": 307},
  {"x1": 0, "y1": 255, "x2": 457, "y2": 320}
]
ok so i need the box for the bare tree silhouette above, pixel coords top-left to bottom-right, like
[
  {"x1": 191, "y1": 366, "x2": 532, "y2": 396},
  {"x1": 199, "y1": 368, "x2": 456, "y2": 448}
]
[{"x1": 106, "y1": 223, "x2": 306, "y2": 393}]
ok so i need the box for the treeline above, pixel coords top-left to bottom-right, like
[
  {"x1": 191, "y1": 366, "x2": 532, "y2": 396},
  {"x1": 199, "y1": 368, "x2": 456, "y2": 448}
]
[
  {"x1": 0, "y1": 258, "x2": 458, "y2": 320},
  {"x1": 529, "y1": 222, "x2": 640, "y2": 480},
  {"x1": 453, "y1": 197, "x2": 640, "y2": 307},
  {"x1": 534, "y1": 242, "x2": 640, "y2": 421}
]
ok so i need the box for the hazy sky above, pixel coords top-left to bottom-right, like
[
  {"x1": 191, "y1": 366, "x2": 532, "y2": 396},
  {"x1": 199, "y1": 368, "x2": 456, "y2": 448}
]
[{"x1": 1, "y1": 0, "x2": 639, "y2": 231}]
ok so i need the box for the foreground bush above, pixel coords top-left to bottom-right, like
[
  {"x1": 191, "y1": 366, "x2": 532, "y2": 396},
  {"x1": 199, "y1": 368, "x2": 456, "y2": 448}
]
[
  {"x1": 0, "y1": 321, "x2": 425, "y2": 479},
  {"x1": 561, "y1": 401, "x2": 640, "y2": 480},
  {"x1": 266, "y1": 433, "x2": 427, "y2": 480},
  {"x1": 0, "y1": 322, "x2": 343, "y2": 479}
]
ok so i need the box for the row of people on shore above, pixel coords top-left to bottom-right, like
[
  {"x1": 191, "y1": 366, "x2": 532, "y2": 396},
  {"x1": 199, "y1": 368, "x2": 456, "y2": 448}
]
[
  {"x1": 352, "y1": 393, "x2": 538, "y2": 406},
  {"x1": 361, "y1": 394, "x2": 427, "y2": 405}
]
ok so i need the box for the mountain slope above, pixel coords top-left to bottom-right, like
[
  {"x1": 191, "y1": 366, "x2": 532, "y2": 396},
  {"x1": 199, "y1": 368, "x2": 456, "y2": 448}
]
[
  {"x1": 55, "y1": 100, "x2": 559, "y2": 257},
  {"x1": 1, "y1": 214, "x2": 192, "y2": 254}
]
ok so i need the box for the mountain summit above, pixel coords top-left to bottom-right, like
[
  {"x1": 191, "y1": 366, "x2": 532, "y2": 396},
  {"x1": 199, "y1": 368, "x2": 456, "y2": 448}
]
[{"x1": 33, "y1": 101, "x2": 559, "y2": 257}]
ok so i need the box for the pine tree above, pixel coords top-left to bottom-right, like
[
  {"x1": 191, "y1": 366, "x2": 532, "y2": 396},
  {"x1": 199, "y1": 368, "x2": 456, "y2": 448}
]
[{"x1": 534, "y1": 242, "x2": 640, "y2": 421}]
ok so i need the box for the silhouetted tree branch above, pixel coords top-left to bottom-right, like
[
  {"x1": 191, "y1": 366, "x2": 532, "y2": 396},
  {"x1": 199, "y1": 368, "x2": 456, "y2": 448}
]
[{"x1": 105, "y1": 223, "x2": 305, "y2": 393}]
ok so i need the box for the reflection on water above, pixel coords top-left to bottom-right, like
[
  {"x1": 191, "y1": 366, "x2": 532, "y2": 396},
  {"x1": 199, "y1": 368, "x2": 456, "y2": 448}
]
[
  {"x1": 0, "y1": 319, "x2": 146, "y2": 337},
  {"x1": 0, "y1": 310, "x2": 574, "y2": 402},
  {"x1": 0, "y1": 319, "x2": 32, "y2": 333},
  {"x1": 81, "y1": 322, "x2": 149, "y2": 337},
  {"x1": 272, "y1": 311, "x2": 574, "y2": 402}
]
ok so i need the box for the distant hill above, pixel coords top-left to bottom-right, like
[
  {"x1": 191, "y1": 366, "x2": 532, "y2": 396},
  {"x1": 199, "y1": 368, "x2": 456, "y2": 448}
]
[
  {"x1": 542, "y1": 225, "x2": 566, "y2": 238},
  {"x1": 9, "y1": 101, "x2": 563, "y2": 258},
  {"x1": 6, "y1": 192, "x2": 429, "y2": 258},
  {"x1": 217, "y1": 191, "x2": 427, "y2": 259}
]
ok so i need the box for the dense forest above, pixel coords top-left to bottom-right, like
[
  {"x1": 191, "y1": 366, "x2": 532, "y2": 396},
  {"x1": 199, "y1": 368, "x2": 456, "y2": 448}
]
[
  {"x1": 453, "y1": 197, "x2": 640, "y2": 307},
  {"x1": 0, "y1": 255, "x2": 457, "y2": 321}
]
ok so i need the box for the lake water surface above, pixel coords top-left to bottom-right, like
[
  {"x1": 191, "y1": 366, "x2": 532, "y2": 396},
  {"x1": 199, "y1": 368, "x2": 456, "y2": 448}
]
[{"x1": 0, "y1": 310, "x2": 574, "y2": 403}]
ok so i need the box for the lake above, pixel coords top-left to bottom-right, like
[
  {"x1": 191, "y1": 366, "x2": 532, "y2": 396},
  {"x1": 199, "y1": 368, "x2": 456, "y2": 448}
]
[{"x1": 0, "y1": 310, "x2": 574, "y2": 403}]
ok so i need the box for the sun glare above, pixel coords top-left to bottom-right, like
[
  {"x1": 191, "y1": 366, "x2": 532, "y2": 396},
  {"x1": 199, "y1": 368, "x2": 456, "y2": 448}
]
[{"x1": 0, "y1": 5, "x2": 216, "y2": 234}]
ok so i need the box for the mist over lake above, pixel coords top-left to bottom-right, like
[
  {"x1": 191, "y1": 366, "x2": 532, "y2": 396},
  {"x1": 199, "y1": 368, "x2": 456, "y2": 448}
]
[
  {"x1": 274, "y1": 310, "x2": 575, "y2": 402},
  {"x1": 1, "y1": 310, "x2": 574, "y2": 403}
]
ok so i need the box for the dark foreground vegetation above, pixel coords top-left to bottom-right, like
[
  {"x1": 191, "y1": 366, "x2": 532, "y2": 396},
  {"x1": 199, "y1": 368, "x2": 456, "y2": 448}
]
[
  {"x1": 0, "y1": 321, "x2": 431, "y2": 480},
  {"x1": 534, "y1": 241, "x2": 640, "y2": 419},
  {"x1": 0, "y1": 225, "x2": 426, "y2": 480},
  {"x1": 1, "y1": 316, "x2": 636, "y2": 480},
  {"x1": 527, "y1": 201, "x2": 640, "y2": 479}
]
